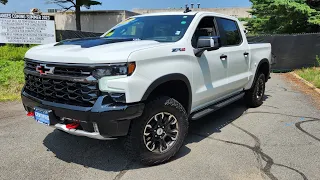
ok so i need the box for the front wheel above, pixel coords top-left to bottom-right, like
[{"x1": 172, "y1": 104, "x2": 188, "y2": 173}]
[
  {"x1": 124, "y1": 96, "x2": 189, "y2": 166},
  {"x1": 245, "y1": 73, "x2": 266, "y2": 108}
]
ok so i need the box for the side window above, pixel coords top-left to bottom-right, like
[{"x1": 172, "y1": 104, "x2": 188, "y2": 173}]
[
  {"x1": 191, "y1": 17, "x2": 217, "y2": 48},
  {"x1": 216, "y1": 17, "x2": 242, "y2": 46}
]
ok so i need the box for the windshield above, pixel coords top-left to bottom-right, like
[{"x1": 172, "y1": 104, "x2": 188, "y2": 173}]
[{"x1": 103, "y1": 15, "x2": 195, "y2": 42}]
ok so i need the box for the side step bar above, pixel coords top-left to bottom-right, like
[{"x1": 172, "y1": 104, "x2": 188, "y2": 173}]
[{"x1": 190, "y1": 92, "x2": 245, "y2": 120}]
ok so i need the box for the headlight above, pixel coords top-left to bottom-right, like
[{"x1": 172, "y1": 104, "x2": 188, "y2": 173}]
[{"x1": 92, "y1": 62, "x2": 136, "y2": 79}]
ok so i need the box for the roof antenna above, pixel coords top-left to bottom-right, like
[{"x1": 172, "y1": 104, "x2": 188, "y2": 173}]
[{"x1": 184, "y1": 4, "x2": 192, "y2": 13}]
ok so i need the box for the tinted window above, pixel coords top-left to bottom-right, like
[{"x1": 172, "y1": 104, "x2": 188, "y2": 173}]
[
  {"x1": 104, "y1": 15, "x2": 195, "y2": 42},
  {"x1": 216, "y1": 18, "x2": 242, "y2": 46},
  {"x1": 191, "y1": 17, "x2": 218, "y2": 48}
]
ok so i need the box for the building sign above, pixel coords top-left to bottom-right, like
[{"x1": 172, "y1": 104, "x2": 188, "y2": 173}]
[{"x1": 0, "y1": 13, "x2": 56, "y2": 44}]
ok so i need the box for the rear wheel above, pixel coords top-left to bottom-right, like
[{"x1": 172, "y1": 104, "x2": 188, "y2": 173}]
[
  {"x1": 245, "y1": 73, "x2": 266, "y2": 108},
  {"x1": 124, "y1": 96, "x2": 188, "y2": 165}
]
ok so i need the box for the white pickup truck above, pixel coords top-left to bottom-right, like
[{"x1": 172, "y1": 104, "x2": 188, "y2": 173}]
[{"x1": 22, "y1": 11, "x2": 272, "y2": 165}]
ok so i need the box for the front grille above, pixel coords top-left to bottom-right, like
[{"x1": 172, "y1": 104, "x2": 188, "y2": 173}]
[
  {"x1": 25, "y1": 60, "x2": 37, "y2": 71},
  {"x1": 24, "y1": 74, "x2": 99, "y2": 107},
  {"x1": 54, "y1": 67, "x2": 91, "y2": 77},
  {"x1": 25, "y1": 59, "x2": 92, "y2": 77}
]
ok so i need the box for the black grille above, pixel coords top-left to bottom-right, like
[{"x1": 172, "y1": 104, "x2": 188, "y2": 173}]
[
  {"x1": 25, "y1": 59, "x2": 92, "y2": 77},
  {"x1": 54, "y1": 67, "x2": 91, "y2": 77},
  {"x1": 25, "y1": 60, "x2": 37, "y2": 71},
  {"x1": 24, "y1": 74, "x2": 99, "y2": 107}
]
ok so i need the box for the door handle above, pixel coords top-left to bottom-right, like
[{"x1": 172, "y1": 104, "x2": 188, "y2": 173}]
[
  {"x1": 244, "y1": 52, "x2": 249, "y2": 57},
  {"x1": 220, "y1": 54, "x2": 227, "y2": 61}
]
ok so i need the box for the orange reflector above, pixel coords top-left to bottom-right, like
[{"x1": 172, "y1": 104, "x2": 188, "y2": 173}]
[{"x1": 128, "y1": 62, "x2": 136, "y2": 76}]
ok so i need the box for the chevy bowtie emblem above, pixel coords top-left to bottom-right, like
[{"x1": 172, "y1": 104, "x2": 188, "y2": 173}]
[{"x1": 36, "y1": 64, "x2": 55, "y2": 75}]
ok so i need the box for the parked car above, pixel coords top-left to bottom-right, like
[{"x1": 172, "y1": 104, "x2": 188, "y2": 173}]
[{"x1": 22, "y1": 11, "x2": 272, "y2": 165}]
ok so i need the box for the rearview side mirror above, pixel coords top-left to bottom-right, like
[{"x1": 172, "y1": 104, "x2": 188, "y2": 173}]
[{"x1": 194, "y1": 36, "x2": 221, "y2": 57}]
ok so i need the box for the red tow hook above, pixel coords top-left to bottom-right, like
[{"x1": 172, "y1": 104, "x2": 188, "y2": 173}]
[
  {"x1": 27, "y1": 112, "x2": 35, "y2": 117},
  {"x1": 66, "y1": 122, "x2": 80, "y2": 130}
]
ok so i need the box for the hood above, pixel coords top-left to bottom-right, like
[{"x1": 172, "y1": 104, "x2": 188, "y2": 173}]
[
  {"x1": 25, "y1": 37, "x2": 166, "y2": 63},
  {"x1": 54, "y1": 37, "x2": 139, "y2": 48}
]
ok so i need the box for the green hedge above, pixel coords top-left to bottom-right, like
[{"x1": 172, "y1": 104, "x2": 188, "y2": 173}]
[{"x1": 0, "y1": 45, "x2": 31, "y2": 101}]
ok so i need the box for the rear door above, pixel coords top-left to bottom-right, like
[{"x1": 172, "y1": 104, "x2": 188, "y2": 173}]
[{"x1": 215, "y1": 17, "x2": 250, "y2": 94}]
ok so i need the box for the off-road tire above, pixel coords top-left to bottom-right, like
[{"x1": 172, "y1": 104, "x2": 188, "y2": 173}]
[
  {"x1": 124, "y1": 96, "x2": 189, "y2": 166},
  {"x1": 245, "y1": 73, "x2": 266, "y2": 108}
]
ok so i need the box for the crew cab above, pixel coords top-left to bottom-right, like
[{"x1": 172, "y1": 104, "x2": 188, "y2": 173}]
[{"x1": 22, "y1": 11, "x2": 272, "y2": 165}]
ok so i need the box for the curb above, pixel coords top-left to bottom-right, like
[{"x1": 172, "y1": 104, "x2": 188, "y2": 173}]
[{"x1": 290, "y1": 72, "x2": 320, "y2": 95}]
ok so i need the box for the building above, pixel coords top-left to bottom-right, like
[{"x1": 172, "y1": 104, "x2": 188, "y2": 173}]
[
  {"x1": 51, "y1": 10, "x2": 139, "y2": 33},
  {"x1": 45, "y1": 7, "x2": 251, "y2": 33}
]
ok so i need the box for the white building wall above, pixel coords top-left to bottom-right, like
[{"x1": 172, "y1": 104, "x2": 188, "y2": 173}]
[{"x1": 54, "y1": 10, "x2": 139, "y2": 33}]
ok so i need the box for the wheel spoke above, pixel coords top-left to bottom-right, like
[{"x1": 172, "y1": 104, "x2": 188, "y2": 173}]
[
  {"x1": 166, "y1": 130, "x2": 178, "y2": 140},
  {"x1": 143, "y1": 112, "x2": 179, "y2": 154},
  {"x1": 155, "y1": 113, "x2": 164, "y2": 126},
  {"x1": 170, "y1": 117, "x2": 177, "y2": 125},
  {"x1": 164, "y1": 115, "x2": 173, "y2": 127},
  {"x1": 164, "y1": 115, "x2": 177, "y2": 128},
  {"x1": 144, "y1": 125, "x2": 152, "y2": 136},
  {"x1": 146, "y1": 141, "x2": 156, "y2": 151},
  {"x1": 159, "y1": 138, "x2": 168, "y2": 153}
]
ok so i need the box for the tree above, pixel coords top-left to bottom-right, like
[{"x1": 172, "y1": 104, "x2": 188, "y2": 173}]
[
  {"x1": 307, "y1": 0, "x2": 320, "y2": 9},
  {"x1": 0, "y1": 0, "x2": 8, "y2": 5},
  {"x1": 247, "y1": 0, "x2": 320, "y2": 34},
  {"x1": 48, "y1": 0, "x2": 102, "y2": 31}
]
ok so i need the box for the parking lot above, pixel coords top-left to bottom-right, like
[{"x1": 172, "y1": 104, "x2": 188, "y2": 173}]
[{"x1": 0, "y1": 73, "x2": 319, "y2": 180}]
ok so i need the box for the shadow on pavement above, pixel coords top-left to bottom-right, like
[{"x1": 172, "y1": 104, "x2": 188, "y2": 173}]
[
  {"x1": 42, "y1": 94, "x2": 316, "y2": 179},
  {"x1": 43, "y1": 130, "x2": 133, "y2": 172},
  {"x1": 41, "y1": 98, "x2": 258, "y2": 172},
  {"x1": 187, "y1": 99, "x2": 249, "y2": 144},
  {"x1": 43, "y1": 128, "x2": 191, "y2": 172},
  {"x1": 187, "y1": 95, "x2": 313, "y2": 180}
]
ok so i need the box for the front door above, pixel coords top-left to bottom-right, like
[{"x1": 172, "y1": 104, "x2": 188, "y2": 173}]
[{"x1": 191, "y1": 16, "x2": 230, "y2": 111}]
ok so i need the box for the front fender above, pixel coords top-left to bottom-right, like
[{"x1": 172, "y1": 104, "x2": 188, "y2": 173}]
[{"x1": 141, "y1": 73, "x2": 192, "y2": 113}]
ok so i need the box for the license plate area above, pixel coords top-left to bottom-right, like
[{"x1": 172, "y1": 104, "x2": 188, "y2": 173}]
[{"x1": 34, "y1": 107, "x2": 52, "y2": 126}]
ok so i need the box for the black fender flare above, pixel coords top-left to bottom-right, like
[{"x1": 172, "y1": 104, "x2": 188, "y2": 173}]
[
  {"x1": 141, "y1": 73, "x2": 192, "y2": 113},
  {"x1": 250, "y1": 59, "x2": 270, "y2": 89}
]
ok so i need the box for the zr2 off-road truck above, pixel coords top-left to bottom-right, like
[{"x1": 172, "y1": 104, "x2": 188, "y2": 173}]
[{"x1": 22, "y1": 11, "x2": 272, "y2": 165}]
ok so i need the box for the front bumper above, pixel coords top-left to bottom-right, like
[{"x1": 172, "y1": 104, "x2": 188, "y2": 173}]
[
  {"x1": 54, "y1": 123, "x2": 116, "y2": 140},
  {"x1": 22, "y1": 90, "x2": 144, "y2": 138}
]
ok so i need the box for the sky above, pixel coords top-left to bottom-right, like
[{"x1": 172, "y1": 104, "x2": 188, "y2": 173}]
[{"x1": 0, "y1": 0, "x2": 251, "y2": 13}]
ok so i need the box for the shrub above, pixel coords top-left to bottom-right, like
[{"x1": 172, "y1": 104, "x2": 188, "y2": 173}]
[{"x1": 0, "y1": 45, "x2": 31, "y2": 101}]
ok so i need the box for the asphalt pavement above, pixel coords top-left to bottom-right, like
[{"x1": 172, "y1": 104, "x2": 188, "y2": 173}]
[{"x1": 0, "y1": 74, "x2": 319, "y2": 180}]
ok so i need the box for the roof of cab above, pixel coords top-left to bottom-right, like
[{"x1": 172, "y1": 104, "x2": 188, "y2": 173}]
[
  {"x1": 133, "y1": 11, "x2": 237, "y2": 21},
  {"x1": 134, "y1": 12, "x2": 198, "y2": 17}
]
